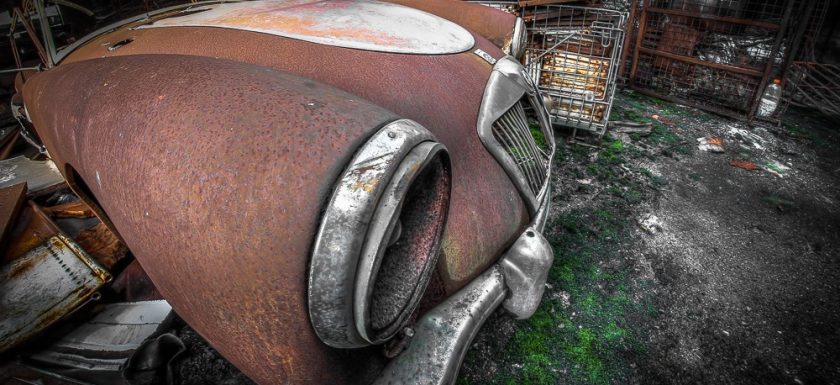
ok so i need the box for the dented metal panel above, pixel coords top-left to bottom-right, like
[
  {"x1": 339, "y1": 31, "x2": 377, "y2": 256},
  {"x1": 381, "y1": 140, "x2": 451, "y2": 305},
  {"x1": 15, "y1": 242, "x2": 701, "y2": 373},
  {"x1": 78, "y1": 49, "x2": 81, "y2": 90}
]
[
  {"x1": 0, "y1": 234, "x2": 111, "y2": 353},
  {"x1": 140, "y1": 0, "x2": 475, "y2": 54},
  {"x1": 28, "y1": 300, "x2": 173, "y2": 373},
  {"x1": 0, "y1": 156, "x2": 65, "y2": 193}
]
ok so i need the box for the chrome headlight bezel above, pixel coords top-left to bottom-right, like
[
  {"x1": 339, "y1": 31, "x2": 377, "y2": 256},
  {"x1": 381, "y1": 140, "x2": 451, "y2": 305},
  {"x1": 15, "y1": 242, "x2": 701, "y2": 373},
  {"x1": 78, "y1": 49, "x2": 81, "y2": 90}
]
[{"x1": 308, "y1": 119, "x2": 452, "y2": 349}]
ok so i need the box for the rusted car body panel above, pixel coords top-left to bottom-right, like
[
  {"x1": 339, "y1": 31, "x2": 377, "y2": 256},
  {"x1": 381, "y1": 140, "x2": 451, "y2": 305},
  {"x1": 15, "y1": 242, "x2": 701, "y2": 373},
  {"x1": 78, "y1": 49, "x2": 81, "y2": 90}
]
[
  {"x1": 58, "y1": 19, "x2": 528, "y2": 291},
  {"x1": 24, "y1": 55, "x2": 399, "y2": 385},
  {"x1": 19, "y1": 2, "x2": 530, "y2": 384}
]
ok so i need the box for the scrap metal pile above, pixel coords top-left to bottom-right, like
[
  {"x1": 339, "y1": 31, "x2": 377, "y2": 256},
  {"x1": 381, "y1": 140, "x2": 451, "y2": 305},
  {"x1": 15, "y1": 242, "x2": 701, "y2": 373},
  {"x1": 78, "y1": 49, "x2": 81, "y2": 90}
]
[{"x1": 0, "y1": 103, "x2": 179, "y2": 384}]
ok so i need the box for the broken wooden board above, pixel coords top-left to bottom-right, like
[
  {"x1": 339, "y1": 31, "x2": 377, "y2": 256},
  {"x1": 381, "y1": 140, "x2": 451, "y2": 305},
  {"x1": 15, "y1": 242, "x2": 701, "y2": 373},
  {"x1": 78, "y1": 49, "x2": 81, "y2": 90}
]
[{"x1": 0, "y1": 183, "x2": 26, "y2": 246}]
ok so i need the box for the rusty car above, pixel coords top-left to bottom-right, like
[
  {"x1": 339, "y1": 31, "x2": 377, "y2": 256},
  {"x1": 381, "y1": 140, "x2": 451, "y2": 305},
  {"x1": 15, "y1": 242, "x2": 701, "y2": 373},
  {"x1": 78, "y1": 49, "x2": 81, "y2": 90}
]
[{"x1": 7, "y1": 0, "x2": 555, "y2": 384}]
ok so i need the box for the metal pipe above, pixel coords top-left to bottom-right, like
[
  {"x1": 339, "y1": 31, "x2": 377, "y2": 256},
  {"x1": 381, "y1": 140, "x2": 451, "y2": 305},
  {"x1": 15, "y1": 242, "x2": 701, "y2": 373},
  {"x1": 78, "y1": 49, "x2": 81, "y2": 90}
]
[
  {"x1": 32, "y1": 0, "x2": 56, "y2": 67},
  {"x1": 628, "y1": 1, "x2": 646, "y2": 86},
  {"x1": 637, "y1": 47, "x2": 763, "y2": 77},
  {"x1": 0, "y1": 67, "x2": 41, "y2": 74},
  {"x1": 646, "y1": 7, "x2": 782, "y2": 30}
]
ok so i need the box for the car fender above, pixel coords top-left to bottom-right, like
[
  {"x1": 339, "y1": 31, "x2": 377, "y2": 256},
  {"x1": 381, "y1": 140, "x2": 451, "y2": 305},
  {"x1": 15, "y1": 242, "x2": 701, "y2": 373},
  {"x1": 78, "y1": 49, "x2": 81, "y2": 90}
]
[{"x1": 22, "y1": 54, "x2": 402, "y2": 385}]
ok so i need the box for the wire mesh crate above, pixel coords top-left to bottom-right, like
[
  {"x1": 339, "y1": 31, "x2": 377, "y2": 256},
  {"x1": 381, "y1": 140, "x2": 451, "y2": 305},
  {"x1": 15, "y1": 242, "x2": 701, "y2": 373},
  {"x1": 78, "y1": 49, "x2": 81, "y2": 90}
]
[
  {"x1": 523, "y1": 5, "x2": 628, "y2": 139},
  {"x1": 780, "y1": 61, "x2": 840, "y2": 117},
  {"x1": 629, "y1": 0, "x2": 794, "y2": 120}
]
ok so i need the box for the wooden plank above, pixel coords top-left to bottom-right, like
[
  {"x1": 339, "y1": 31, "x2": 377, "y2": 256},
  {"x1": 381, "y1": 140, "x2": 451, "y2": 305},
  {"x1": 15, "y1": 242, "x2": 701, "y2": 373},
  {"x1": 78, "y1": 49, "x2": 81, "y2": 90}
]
[
  {"x1": 638, "y1": 47, "x2": 763, "y2": 77},
  {"x1": 646, "y1": 7, "x2": 781, "y2": 30},
  {"x1": 0, "y1": 183, "x2": 27, "y2": 247}
]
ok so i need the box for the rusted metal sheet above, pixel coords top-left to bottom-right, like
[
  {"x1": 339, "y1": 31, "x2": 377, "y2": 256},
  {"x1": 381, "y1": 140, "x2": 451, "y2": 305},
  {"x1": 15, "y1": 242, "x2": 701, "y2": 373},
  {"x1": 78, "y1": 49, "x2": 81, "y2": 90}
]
[
  {"x1": 0, "y1": 183, "x2": 26, "y2": 245},
  {"x1": 42, "y1": 201, "x2": 94, "y2": 218},
  {"x1": 0, "y1": 233, "x2": 111, "y2": 353},
  {"x1": 0, "y1": 156, "x2": 65, "y2": 193},
  {"x1": 73, "y1": 223, "x2": 128, "y2": 269},
  {"x1": 140, "y1": 0, "x2": 475, "y2": 55}
]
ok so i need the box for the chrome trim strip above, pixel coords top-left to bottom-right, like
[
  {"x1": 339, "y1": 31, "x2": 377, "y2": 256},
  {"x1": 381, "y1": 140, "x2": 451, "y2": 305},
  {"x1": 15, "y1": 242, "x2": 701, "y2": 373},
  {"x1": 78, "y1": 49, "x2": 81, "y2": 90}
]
[
  {"x1": 511, "y1": 16, "x2": 527, "y2": 58},
  {"x1": 477, "y1": 56, "x2": 554, "y2": 216},
  {"x1": 308, "y1": 119, "x2": 436, "y2": 348},
  {"x1": 353, "y1": 141, "x2": 449, "y2": 344}
]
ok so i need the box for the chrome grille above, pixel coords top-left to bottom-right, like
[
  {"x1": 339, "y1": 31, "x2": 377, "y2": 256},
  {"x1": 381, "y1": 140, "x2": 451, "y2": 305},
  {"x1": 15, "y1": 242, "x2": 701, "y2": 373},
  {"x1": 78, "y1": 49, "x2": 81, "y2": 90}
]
[{"x1": 491, "y1": 101, "x2": 550, "y2": 198}]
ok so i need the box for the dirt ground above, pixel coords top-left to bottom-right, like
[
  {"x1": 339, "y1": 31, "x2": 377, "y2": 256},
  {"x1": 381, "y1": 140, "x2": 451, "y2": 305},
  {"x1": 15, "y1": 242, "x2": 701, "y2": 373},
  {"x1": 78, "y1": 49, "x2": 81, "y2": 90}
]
[{"x1": 458, "y1": 91, "x2": 840, "y2": 385}]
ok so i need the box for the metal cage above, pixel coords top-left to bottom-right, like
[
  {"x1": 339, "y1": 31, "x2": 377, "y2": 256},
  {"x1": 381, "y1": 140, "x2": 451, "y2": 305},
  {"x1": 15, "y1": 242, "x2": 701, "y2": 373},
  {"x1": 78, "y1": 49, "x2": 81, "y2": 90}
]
[
  {"x1": 628, "y1": 0, "x2": 795, "y2": 121},
  {"x1": 523, "y1": 5, "x2": 628, "y2": 139}
]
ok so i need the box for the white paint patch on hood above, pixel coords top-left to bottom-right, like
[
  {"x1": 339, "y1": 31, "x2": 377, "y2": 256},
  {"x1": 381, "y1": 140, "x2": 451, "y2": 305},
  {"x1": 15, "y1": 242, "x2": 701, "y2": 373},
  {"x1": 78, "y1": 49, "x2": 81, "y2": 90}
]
[{"x1": 140, "y1": 0, "x2": 475, "y2": 54}]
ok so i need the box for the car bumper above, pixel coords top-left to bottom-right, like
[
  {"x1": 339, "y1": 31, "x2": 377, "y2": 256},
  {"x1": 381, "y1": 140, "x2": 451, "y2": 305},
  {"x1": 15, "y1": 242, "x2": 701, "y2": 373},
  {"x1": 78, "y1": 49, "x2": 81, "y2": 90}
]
[{"x1": 373, "y1": 188, "x2": 553, "y2": 385}]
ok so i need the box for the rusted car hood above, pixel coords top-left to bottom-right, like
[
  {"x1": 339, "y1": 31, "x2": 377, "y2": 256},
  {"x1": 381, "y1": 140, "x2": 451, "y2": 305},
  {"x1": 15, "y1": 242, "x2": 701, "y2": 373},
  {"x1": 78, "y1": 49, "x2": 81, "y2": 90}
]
[
  {"x1": 136, "y1": 0, "x2": 476, "y2": 54},
  {"x1": 59, "y1": 0, "x2": 527, "y2": 290}
]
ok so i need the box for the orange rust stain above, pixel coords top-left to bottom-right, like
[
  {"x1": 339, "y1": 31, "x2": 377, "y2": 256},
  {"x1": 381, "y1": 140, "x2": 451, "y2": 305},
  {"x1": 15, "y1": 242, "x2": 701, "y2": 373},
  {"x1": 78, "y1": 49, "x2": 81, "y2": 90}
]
[
  {"x1": 42, "y1": 201, "x2": 94, "y2": 218},
  {"x1": 350, "y1": 175, "x2": 381, "y2": 193},
  {"x1": 2, "y1": 205, "x2": 56, "y2": 261},
  {"x1": 75, "y1": 223, "x2": 127, "y2": 269},
  {"x1": 5, "y1": 252, "x2": 43, "y2": 279}
]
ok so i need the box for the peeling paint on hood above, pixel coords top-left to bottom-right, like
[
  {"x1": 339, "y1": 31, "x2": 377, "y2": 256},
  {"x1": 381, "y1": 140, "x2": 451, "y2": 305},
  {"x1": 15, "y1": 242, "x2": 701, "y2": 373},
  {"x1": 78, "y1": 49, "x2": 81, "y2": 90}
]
[{"x1": 139, "y1": 0, "x2": 476, "y2": 54}]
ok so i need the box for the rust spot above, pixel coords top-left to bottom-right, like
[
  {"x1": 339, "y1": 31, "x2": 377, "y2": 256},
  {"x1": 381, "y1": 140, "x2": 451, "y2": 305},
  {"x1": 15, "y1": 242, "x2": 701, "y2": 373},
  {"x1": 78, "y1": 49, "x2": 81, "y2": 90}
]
[
  {"x1": 75, "y1": 223, "x2": 127, "y2": 269},
  {"x1": 351, "y1": 176, "x2": 381, "y2": 193},
  {"x1": 42, "y1": 201, "x2": 94, "y2": 218},
  {"x1": 5, "y1": 253, "x2": 41, "y2": 279}
]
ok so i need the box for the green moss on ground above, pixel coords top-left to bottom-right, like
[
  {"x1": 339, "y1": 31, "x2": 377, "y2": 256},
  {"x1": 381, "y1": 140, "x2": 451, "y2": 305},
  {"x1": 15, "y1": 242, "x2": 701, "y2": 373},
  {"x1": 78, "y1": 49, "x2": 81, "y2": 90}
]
[{"x1": 459, "y1": 91, "x2": 693, "y2": 385}]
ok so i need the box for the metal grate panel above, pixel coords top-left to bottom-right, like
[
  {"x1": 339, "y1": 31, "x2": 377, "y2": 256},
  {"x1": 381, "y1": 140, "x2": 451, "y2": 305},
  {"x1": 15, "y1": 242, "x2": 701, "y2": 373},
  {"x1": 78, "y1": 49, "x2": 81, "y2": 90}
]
[
  {"x1": 523, "y1": 5, "x2": 628, "y2": 138},
  {"x1": 491, "y1": 101, "x2": 550, "y2": 198}
]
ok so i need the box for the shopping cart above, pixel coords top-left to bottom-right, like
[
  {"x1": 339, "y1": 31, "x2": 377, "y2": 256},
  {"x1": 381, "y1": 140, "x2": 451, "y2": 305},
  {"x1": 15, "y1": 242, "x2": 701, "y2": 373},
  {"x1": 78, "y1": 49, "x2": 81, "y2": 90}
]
[{"x1": 523, "y1": 5, "x2": 627, "y2": 140}]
